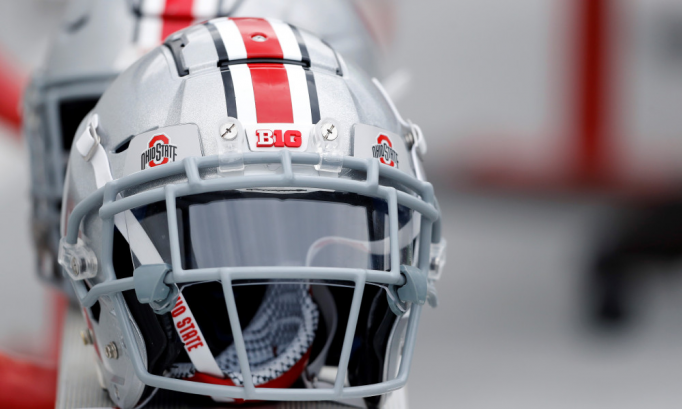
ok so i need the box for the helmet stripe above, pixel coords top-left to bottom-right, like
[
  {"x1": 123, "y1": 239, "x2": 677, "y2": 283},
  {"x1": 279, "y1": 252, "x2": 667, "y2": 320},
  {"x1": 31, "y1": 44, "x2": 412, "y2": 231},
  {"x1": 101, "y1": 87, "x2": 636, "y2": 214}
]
[
  {"x1": 212, "y1": 18, "x2": 248, "y2": 61},
  {"x1": 229, "y1": 64, "x2": 258, "y2": 123},
  {"x1": 192, "y1": 0, "x2": 221, "y2": 19},
  {"x1": 207, "y1": 17, "x2": 307, "y2": 65},
  {"x1": 285, "y1": 64, "x2": 313, "y2": 124},
  {"x1": 140, "y1": 0, "x2": 166, "y2": 16},
  {"x1": 220, "y1": 69, "x2": 238, "y2": 119},
  {"x1": 248, "y1": 63, "x2": 294, "y2": 123},
  {"x1": 288, "y1": 24, "x2": 311, "y2": 66},
  {"x1": 163, "y1": 0, "x2": 194, "y2": 16},
  {"x1": 136, "y1": 0, "x2": 198, "y2": 50},
  {"x1": 231, "y1": 18, "x2": 284, "y2": 59},
  {"x1": 140, "y1": 0, "x2": 218, "y2": 18},
  {"x1": 161, "y1": 16, "x2": 195, "y2": 40},
  {"x1": 204, "y1": 20, "x2": 229, "y2": 62},
  {"x1": 266, "y1": 18, "x2": 303, "y2": 61},
  {"x1": 204, "y1": 18, "x2": 320, "y2": 124},
  {"x1": 137, "y1": 16, "x2": 163, "y2": 50},
  {"x1": 304, "y1": 68, "x2": 321, "y2": 124}
]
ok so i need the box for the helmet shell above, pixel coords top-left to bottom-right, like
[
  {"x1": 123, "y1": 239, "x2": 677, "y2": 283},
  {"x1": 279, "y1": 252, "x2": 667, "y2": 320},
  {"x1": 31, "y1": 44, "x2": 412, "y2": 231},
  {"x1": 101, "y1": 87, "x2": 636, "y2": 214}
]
[
  {"x1": 61, "y1": 18, "x2": 430, "y2": 409},
  {"x1": 25, "y1": 0, "x2": 389, "y2": 293}
]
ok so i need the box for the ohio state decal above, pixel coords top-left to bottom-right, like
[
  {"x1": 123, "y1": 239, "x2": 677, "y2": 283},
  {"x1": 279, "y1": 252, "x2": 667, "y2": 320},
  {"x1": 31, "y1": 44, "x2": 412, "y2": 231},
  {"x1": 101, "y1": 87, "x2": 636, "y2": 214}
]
[
  {"x1": 372, "y1": 134, "x2": 399, "y2": 167},
  {"x1": 123, "y1": 124, "x2": 204, "y2": 177},
  {"x1": 141, "y1": 134, "x2": 178, "y2": 169},
  {"x1": 353, "y1": 124, "x2": 414, "y2": 175}
]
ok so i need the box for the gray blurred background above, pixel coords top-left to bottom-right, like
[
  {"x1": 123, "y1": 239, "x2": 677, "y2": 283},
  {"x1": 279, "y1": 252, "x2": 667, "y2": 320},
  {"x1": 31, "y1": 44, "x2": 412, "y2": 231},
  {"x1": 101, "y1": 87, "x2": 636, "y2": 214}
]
[{"x1": 2, "y1": 0, "x2": 682, "y2": 408}]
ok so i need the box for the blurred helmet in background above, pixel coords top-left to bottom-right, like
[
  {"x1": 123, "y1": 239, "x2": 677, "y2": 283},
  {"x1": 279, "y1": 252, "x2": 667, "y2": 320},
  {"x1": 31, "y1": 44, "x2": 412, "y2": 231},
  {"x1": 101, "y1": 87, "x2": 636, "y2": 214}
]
[
  {"x1": 58, "y1": 17, "x2": 443, "y2": 408},
  {"x1": 24, "y1": 0, "x2": 391, "y2": 295}
]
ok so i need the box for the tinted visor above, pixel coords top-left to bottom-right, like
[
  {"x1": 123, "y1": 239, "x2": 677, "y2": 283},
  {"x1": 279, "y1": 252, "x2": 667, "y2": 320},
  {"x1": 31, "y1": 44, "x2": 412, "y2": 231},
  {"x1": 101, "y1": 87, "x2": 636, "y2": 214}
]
[{"x1": 128, "y1": 190, "x2": 418, "y2": 271}]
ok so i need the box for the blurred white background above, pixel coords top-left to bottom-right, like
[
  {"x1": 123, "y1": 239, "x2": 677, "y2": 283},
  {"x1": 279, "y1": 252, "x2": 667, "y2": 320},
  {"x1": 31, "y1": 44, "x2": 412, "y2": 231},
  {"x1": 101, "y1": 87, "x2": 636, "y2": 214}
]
[{"x1": 2, "y1": 1, "x2": 682, "y2": 408}]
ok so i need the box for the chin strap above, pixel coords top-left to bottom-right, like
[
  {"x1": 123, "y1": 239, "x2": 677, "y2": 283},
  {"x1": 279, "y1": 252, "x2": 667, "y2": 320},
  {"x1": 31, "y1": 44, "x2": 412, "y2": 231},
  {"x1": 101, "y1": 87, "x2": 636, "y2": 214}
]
[{"x1": 75, "y1": 114, "x2": 224, "y2": 378}]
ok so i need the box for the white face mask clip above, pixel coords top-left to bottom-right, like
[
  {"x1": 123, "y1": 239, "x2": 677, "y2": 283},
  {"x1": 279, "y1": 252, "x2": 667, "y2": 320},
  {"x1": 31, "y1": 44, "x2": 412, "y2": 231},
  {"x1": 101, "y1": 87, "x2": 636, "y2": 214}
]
[
  {"x1": 313, "y1": 118, "x2": 344, "y2": 173},
  {"x1": 58, "y1": 237, "x2": 98, "y2": 281},
  {"x1": 217, "y1": 117, "x2": 246, "y2": 173},
  {"x1": 76, "y1": 114, "x2": 102, "y2": 162}
]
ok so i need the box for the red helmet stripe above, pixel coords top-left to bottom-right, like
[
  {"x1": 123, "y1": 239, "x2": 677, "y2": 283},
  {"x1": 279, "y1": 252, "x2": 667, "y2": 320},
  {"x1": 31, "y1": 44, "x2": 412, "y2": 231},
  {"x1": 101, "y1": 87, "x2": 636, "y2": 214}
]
[
  {"x1": 230, "y1": 18, "x2": 284, "y2": 60},
  {"x1": 204, "y1": 18, "x2": 320, "y2": 125},
  {"x1": 163, "y1": 0, "x2": 194, "y2": 17},
  {"x1": 160, "y1": 0, "x2": 195, "y2": 40},
  {"x1": 248, "y1": 63, "x2": 294, "y2": 123},
  {"x1": 161, "y1": 16, "x2": 195, "y2": 42}
]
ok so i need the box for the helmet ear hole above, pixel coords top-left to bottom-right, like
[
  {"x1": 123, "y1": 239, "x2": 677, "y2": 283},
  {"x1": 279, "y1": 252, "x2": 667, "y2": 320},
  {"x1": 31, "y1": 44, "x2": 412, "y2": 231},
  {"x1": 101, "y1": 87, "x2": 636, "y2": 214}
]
[{"x1": 89, "y1": 300, "x2": 101, "y2": 323}]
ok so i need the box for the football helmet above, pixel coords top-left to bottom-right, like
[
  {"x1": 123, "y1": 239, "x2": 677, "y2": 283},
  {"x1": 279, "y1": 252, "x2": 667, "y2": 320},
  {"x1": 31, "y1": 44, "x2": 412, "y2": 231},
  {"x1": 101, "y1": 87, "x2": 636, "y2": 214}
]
[
  {"x1": 24, "y1": 0, "x2": 389, "y2": 294},
  {"x1": 59, "y1": 17, "x2": 443, "y2": 408}
]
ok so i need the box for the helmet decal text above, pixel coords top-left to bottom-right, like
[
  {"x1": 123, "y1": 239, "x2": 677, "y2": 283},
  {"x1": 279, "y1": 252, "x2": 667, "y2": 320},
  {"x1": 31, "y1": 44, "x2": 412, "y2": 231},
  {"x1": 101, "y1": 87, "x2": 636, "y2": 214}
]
[
  {"x1": 256, "y1": 129, "x2": 303, "y2": 148},
  {"x1": 245, "y1": 123, "x2": 312, "y2": 151},
  {"x1": 141, "y1": 134, "x2": 178, "y2": 169},
  {"x1": 372, "y1": 134, "x2": 399, "y2": 167}
]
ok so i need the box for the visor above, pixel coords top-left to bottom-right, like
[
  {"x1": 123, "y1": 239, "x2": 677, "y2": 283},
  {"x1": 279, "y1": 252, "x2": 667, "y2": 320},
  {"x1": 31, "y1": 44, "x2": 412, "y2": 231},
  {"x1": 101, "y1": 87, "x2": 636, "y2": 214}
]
[{"x1": 127, "y1": 191, "x2": 418, "y2": 271}]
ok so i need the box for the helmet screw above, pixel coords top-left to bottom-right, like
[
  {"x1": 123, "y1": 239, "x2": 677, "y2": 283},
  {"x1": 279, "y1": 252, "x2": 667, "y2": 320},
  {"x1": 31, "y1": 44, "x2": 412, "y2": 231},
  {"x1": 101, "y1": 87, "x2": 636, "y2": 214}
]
[
  {"x1": 220, "y1": 121, "x2": 238, "y2": 141},
  {"x1": 71, "y1": 256, "x2": 80, "y2": 276},
  {"x1": 105, "y1": 342, "x2": 119, "y2": 360},
  {"x1": 320, "y1": 122, "x2": 338, "y2": 141},
  {"x1": 80, "y1": 329, "x2": 94, "y2": 346},
  {"x1": 251, "y1": 34, "x2": 267, "y2": 42},
  {"x1": 405, "y1": 132, "x2": 415, "y2": 149}
]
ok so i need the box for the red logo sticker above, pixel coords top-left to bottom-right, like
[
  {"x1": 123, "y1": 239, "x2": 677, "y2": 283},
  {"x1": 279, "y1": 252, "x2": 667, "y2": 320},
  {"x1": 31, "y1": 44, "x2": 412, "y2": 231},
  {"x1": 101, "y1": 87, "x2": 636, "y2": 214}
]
[
  {"x1": 255, "y1": 128, "x2": 302, "y2": 148},
  {"x1": 372, "y1": 134, "x2": 399, "y2": 167},
  {"x1": 141, "y1": 134, "x2": 178, "y2": 170}
]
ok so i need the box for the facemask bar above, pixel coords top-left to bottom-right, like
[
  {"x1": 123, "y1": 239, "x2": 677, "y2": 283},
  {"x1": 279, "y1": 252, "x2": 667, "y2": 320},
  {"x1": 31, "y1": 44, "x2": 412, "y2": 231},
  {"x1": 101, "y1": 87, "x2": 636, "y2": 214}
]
[{"x1": 63, "y1": 150, "x2": 440, "y2": 401}]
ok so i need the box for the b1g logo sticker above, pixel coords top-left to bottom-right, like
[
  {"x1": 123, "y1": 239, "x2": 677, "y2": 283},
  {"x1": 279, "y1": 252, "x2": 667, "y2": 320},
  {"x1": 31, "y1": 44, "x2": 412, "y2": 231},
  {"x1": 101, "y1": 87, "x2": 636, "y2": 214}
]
[
  {"x1": 141, "y1": 134, "x2": 178, "y2": 170},
  {"x1": 245, "y1": 124, "x2": 312, "y2": 152},
  {"x1": 372, "y1": 134, "x2": 399, "y2": 167},
  {"x1": 255, "y1": 129, "x2": 302, "y2": 148}
]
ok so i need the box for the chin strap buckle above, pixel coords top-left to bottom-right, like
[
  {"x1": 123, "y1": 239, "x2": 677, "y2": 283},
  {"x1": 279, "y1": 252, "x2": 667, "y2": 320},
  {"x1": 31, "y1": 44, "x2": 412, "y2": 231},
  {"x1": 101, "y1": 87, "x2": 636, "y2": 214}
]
[
  {"x1": 387, "y1": 265, "x2": 429, "y2": 316},
  {"x1": 133, "y1": 264, "x2": 178, "y2": 315}
]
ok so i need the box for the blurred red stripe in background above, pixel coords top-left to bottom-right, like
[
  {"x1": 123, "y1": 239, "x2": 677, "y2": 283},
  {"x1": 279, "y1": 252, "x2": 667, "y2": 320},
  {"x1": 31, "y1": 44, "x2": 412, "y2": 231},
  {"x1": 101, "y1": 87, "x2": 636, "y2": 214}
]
[{"x1": 0, "y1": 46, "x2": 25, "y2": 135}]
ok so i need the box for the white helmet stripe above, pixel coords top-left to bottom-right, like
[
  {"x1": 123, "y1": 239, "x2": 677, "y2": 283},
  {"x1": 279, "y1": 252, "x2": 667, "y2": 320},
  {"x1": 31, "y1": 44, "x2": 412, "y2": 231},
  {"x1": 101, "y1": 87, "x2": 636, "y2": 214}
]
[
  {"x1": 229, "y1": 64, "x2": 258, "y2": 123},
  {"x1": 140, "y1": 0, "x2": 166, "y2": 16},
  {"x1": 212, "y1": 18, "x2": 247, "y2": 60},
  {"x1": 285, "y1": 65, "x2": 313, "y2": 124},
  {"x1": 137, "y1": 17, "x2": 163, "y2": 50},
  {"x1": 266, "y1": 19, "x2": 303, "y2": 62},
  {"x1": 193, "y1": 0, "x2": 220, "y2": 19}
]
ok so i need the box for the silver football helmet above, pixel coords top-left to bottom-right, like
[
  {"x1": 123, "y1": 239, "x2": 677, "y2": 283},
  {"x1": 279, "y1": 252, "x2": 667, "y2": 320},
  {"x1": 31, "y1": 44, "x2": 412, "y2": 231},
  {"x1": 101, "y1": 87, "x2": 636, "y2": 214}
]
[
  {"x1": 24, "y1": 0, "x2": 389, "y2": 293},
  {"x1": 59, "y1": 17, "x2": 443, "y2": 409}
]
